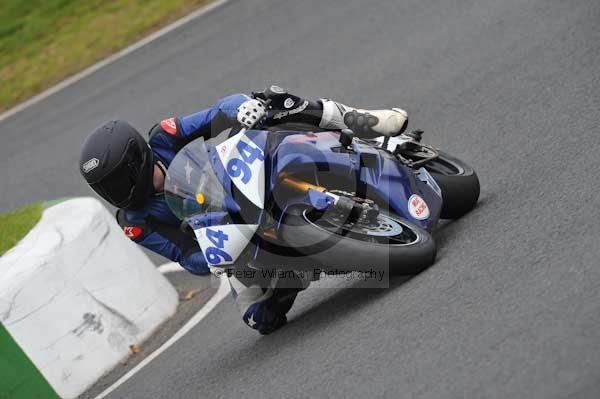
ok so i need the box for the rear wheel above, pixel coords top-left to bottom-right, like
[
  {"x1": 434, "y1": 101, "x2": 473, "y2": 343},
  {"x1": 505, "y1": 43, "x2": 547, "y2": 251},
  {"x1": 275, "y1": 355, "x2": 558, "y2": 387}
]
[
  {"x1": 280, "y1": 206, "x2": 436, "y2": 276},
  {"x1": 423, "y1": 151, "x2": 480, "y2": 219}
]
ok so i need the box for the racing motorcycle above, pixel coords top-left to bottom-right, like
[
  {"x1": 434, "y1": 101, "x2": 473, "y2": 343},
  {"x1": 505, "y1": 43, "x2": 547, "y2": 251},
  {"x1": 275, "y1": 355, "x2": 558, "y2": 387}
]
[{"x1": 164, "y1": 113, "x2": 479, "y2": 277}]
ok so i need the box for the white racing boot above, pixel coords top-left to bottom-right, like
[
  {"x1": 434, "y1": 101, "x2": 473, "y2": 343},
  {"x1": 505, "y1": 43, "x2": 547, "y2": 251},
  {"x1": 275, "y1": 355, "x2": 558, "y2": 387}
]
[{"x1": 319, "y1": 99, "x2": 408, "y2": 138}]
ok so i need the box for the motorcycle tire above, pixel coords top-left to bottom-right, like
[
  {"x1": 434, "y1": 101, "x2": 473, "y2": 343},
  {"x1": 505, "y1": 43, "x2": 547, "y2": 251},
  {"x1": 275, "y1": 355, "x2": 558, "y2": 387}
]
[
  {"x1": 424, "y1": 150, "x2": 480, "y2": 219},
  {"x1": 279, "y1": 207, "x2": 436, "y2": 276}
]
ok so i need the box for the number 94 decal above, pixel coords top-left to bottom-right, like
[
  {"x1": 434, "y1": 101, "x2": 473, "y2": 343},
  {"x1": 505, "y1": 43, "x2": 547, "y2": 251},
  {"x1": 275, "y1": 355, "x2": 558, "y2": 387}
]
[
  {"x1": 203, "y1": 229, "x2": 232, "y2": 264},
  {"x1": 216, "y1": 133, "x2": 266, "y2": 209},
  {"x1": 226, "y1": 140, "x2": 264, "y2": 184},
  {"x1": 194, "y1": 224, "x2": 259, "y2": 266}
]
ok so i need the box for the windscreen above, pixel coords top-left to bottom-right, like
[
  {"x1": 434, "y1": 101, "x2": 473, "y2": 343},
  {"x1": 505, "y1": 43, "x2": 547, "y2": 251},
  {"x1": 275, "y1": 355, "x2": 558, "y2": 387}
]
[{"x1": 164, "y1": 138, "x2": 227, "y2": 220}]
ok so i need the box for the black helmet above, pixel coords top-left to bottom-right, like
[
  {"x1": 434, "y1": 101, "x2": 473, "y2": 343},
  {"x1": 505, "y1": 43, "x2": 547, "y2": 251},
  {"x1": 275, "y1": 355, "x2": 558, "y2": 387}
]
[{"x1": 79, "y1": 120, "x2": 154, "y2": 210}]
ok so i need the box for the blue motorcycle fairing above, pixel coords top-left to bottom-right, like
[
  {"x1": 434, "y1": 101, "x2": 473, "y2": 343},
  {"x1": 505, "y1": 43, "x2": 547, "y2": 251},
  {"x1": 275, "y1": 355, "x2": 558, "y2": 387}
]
[
  {"x1": 269, "y1": 131, "x2": 442, "y2": 229},
  {"x1": 188, "y1": 128, "x2": 442, "y2": 267}
]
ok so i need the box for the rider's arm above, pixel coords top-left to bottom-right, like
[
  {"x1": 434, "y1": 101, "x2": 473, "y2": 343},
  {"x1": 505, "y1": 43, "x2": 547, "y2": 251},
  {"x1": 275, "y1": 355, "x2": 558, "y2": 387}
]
[
  {"x1": 252, "y1": 86, "x2": 323, "y2": 127},
  {"x1": 149, "y1": 93, "x2": 249, "y2": 153},
  {"x1": 116, "y1": 210, "x2": 210, "y2": 275},
  {"x1": 136, "y1": 231, "x2": 210, "y2": 275},
  {"x1": 178, "y1": 93, "x2": 249, "y2": 136}
]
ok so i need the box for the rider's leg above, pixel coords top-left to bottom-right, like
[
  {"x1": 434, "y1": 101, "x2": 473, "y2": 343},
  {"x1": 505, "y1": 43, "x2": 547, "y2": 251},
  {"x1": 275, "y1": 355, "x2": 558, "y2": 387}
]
[
  {"x1": 227, "y1": 265, "x2": 306, "y2": 335},
  {"x1": 319, "y1": 99, "x2": 408, "y2": 138},
  {"x1": 256, "y1": 85, "x2": 408, "y2": 138}
]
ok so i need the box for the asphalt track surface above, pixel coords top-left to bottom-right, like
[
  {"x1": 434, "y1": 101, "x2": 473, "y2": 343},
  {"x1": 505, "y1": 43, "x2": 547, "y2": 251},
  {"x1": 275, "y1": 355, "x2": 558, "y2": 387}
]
[{"x1": 2, "y1": 0, "x2": 600, "y2": 397}]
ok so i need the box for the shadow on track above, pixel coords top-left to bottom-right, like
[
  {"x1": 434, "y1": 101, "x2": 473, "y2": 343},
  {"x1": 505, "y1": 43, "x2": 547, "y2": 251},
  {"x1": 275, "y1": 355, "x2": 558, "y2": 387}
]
[
  {"x1": 246, "y1": 193, "x2": 496, "y2": 345},
  {"x1": 245, "y1": 275, "x2": 414, "y2": 349}
]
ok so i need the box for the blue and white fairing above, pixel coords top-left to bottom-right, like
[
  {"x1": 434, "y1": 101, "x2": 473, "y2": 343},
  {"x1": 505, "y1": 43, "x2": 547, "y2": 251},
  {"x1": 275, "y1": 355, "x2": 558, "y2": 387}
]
[
  {"x1": 164, "y1": 131, "x2": 269, "y2": 267},
  {"x1": 165, "y1": 129, "x2": 443, "y2": 268}
]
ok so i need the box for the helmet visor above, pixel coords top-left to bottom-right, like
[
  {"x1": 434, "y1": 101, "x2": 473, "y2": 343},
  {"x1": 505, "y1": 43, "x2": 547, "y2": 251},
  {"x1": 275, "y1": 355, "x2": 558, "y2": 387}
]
[{"x1": 90, "y1": 139, "x2": 144, "y2": 207}]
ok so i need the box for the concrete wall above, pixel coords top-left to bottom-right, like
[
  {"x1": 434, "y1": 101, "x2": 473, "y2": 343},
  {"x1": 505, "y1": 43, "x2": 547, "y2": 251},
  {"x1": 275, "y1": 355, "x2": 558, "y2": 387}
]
[{"x1": 0, "y1": 198, "x2": 178, "y2": 399}]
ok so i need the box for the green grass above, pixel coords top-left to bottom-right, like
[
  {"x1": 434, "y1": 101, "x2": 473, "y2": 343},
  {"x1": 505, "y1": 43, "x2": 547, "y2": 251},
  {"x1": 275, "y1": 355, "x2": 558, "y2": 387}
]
[
  {"x1": 0, "y1": 203, "x2": 43, "y2": 256},
  {"x1": 0, "y1": 0, "x2": 212, "y2": 112}
]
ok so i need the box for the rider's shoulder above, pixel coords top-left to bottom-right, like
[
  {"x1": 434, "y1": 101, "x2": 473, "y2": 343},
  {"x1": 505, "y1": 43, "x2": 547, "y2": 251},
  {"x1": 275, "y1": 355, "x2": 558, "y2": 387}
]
[
  {"x1": 148, "y1": 117, "x2": 182, "y2": 140},
  {"x1": 115, "y1": 208, "x2": 149, "y2": 241}
]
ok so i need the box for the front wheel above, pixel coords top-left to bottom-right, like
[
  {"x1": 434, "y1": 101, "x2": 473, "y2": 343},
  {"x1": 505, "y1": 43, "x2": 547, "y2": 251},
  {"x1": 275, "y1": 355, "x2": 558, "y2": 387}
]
[
  {"x1": 279, "y1": 207, "x2": 436, "y2": 276},
  {"x1": 423, "y1": 150, "x2": 480, "y2": 219}
]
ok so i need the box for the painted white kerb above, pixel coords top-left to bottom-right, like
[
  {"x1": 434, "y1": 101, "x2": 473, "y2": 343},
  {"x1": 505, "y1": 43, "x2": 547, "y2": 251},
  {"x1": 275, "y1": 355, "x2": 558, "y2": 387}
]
[{"x1": 0, "y1": 197, "x2": 178, "y2": 399}]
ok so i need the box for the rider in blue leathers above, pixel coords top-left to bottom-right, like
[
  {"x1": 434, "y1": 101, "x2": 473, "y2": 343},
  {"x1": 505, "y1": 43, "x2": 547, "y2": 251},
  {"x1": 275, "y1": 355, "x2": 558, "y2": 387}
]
[
  {"x1": 118, "y1": 93, "x2": 248, "y2": 276},
  {"x1": 79, "y1": 86, "x2": 408, "y2": 334}
]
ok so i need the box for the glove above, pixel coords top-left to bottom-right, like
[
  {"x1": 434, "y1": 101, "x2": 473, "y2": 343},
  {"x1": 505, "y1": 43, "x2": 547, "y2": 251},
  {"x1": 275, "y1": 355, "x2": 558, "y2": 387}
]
[
  {"x1": 237, "y1": 99, "x2": 267, "y2": 128},
  {"x1": 181, "y1": 251, "x2": 211, "y2": 276}
]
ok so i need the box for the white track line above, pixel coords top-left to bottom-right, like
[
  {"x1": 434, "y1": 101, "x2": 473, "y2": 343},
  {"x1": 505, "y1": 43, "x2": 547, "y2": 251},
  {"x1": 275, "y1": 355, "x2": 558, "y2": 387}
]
[
  {"x1": 94, "y1": 275, "x2": 229, "y2": 399},
  {"x1": 0, "y1": 0, "x2": 229, "y2": 123},
  {"x1": 157, "y1": 262, "x2": 185, "y2": 274}
]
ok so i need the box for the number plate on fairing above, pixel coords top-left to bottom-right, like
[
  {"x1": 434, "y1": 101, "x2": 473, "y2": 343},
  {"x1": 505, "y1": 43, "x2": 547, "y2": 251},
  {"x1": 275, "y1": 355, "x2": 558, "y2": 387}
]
[
  {"x1": 216, "y1": 132, "x2": 266, "y2": 209},
  {"x1": 194, "y1": 224, "x2": 259, "y2": 266}
]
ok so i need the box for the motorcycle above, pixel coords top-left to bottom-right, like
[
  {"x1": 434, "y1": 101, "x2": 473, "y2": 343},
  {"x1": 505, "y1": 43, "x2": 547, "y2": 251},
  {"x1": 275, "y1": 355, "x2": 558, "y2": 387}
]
[{"x1": 164, "y1": 112, "x2": 479, "y2": 277}]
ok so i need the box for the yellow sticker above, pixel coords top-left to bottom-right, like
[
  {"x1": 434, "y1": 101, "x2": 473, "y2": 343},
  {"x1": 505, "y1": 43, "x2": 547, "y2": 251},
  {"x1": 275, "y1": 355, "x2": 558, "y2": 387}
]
[{"x1": 196, "y1": 193, "x2": 205, "y2": 204}]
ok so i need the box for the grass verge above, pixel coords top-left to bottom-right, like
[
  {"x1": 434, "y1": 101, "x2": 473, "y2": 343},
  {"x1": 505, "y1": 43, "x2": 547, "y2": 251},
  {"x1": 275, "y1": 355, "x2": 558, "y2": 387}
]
[
  {"x1": 0, "y1": 203, "x2": 43, "y2": 256},
  {"x1": 0, "y1": 0, "x2": 213, "y2": 112}
]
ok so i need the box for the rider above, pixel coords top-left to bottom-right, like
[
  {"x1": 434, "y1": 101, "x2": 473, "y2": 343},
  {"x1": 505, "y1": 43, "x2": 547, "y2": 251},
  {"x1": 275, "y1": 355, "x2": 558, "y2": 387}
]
[{"x1": 79, "y1": 86, "x2": 408, "y2": 334}]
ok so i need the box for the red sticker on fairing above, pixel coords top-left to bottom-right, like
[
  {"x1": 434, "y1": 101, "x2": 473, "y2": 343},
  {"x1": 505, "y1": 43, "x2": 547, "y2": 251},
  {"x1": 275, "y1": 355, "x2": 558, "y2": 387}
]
[
  {"x1": 123, "y1": 226, "x2": 142, "y2": 240},
  {"x1": 408, "y1": 194, "x2": 430, "y2": 220},
  {"x1": 160, "y1": 117, "x2": 177, "y2": 135}
]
